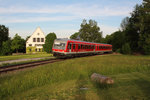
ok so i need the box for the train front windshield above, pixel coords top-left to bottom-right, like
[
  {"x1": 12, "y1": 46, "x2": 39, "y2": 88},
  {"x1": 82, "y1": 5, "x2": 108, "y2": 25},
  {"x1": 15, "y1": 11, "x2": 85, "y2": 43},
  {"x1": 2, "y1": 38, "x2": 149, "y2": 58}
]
[{"x1": 53, "y1": 41, "x2": 66, "y2": 50}]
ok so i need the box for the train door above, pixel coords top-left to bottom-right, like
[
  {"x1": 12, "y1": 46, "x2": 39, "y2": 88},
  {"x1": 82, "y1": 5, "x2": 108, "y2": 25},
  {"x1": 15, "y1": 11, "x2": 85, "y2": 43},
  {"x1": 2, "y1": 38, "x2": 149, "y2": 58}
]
[
  {"x1": 68, "y1": 43, "x2": 72, "y2": 52},
  {"x1": 78, "y1": 44, "x2": 81, "y2": 52},
  {"x1": 67, "y1": 43, "x2": 71, "y2": 52},
  {"x1": 72, "y1": 43, "x2": 76, "y2": 52}
]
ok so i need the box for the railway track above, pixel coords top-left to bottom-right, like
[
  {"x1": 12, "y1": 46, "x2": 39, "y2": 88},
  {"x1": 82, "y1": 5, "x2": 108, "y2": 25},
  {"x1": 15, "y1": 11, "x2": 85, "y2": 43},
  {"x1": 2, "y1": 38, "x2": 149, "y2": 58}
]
[{"x1": 0, "y1": 59, "x2": 64, "y2": 74}]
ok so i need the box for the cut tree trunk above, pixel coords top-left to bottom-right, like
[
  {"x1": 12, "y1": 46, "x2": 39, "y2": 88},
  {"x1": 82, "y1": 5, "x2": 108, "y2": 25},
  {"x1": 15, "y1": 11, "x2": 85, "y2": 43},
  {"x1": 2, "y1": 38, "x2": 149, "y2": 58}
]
[{"x1": 91, "y1": 73, "x2": 114, "y2": 84}]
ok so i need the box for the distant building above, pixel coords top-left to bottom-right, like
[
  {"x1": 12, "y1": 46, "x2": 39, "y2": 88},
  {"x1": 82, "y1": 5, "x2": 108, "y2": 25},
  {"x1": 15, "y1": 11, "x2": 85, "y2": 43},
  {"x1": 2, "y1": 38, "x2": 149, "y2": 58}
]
[{"x1": 26, "y1": 27, "x2": 45, "y2": 53}]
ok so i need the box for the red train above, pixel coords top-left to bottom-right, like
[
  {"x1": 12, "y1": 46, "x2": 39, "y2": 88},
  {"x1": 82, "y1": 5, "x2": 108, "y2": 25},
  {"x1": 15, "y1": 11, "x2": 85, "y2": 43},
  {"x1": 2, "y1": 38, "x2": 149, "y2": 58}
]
[{"x1": 52, "y1": 39, "x2": 112, "y2": 57}]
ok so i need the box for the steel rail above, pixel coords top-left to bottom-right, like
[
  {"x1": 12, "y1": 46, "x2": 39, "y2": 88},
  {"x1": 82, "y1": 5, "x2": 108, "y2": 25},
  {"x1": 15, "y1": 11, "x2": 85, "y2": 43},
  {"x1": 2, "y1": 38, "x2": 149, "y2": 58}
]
[{"x1": 0, "y1": 59, "x2": 64, "y2": 74}]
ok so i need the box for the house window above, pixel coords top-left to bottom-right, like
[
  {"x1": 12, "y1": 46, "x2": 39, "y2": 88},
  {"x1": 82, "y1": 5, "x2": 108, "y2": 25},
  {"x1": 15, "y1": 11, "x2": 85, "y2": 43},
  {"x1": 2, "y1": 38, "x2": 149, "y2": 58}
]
[
  {"x1": 41, "y1": 38, "x2": 44, "y2": 42},
  {"x1": 29, "y1": 44, "x2": 32, "y2": 46},
  {"x1": 33, "y1": 38, "x2": 36, "y2": 42},
  {"x1": 37, "y1": 38, "x2": 40, "y2": 42},
  {"x1": 37, "y1": 33, "x2": 40, "y2": 35}
]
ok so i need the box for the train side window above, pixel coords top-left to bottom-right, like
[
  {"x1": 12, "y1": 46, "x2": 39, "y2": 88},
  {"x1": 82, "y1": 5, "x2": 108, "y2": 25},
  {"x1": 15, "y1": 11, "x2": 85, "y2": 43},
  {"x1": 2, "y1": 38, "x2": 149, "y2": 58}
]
[
  {"x1": 67, "y1": 43, "x2": 70, "y2": 49},
  {"x1": 69, "y1": 44, "x2": 72, "y2": 49},
  {"x1": 78, "y1": 44, "x2": 80, "y2": 49},
  {"x1": 73, "y1": 44, "x2": 76, "y2": 49},
  {"x1": 84, "y1": 45, "x2": 86, "y2": 49},
  {"x1": 81, "y1": 44, "x2": 83, "y2": 49}
]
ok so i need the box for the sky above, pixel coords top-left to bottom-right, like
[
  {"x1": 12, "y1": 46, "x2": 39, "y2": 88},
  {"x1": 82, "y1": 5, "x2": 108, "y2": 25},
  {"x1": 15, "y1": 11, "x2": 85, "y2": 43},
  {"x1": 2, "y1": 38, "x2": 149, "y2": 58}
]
[{"x1": 0, "y1": 0, "x2": 142, "y2": 39}]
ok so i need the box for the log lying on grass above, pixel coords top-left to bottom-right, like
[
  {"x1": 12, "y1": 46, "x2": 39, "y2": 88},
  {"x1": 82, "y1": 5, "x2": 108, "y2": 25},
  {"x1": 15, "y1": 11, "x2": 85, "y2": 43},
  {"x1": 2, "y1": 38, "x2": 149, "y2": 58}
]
[{"x1": 91, "y1": 73, "x2": 114, "y2": 84}]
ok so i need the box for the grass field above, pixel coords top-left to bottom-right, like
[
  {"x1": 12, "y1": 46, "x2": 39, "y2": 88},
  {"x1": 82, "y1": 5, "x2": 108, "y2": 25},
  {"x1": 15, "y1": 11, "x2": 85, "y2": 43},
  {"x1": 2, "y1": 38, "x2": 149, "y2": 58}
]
[
  {"x1": 0, "y1": 53, "x2": 52, "y2": 61},
  {"x1": 0, "y1": 54, "x2": 150, "y2": 100}
]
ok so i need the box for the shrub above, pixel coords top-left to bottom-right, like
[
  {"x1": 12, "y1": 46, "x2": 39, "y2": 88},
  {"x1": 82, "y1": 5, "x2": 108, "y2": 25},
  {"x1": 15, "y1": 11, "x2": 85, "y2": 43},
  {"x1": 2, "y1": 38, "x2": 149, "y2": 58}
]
[{"x1": 121, "y1": 43, "x2": 131, "y2": 54}]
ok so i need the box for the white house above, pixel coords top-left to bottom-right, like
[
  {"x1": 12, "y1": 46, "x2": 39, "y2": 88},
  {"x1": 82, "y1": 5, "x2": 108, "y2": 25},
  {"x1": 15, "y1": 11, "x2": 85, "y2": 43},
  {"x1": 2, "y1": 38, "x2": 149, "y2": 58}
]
[{"x1": 26, "y1": 27, "x2": 45, "y2": 53}]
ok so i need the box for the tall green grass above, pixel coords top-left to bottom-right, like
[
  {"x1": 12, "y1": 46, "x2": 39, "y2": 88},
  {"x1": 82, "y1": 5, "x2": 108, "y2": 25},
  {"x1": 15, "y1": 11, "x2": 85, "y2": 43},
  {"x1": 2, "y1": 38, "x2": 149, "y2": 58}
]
[
  {"x1": 0, "y1": 55, "x2": 150, "y2": 99},
  {"x1": 0, "y1": 53, "x2": 52, "y2": 61}
]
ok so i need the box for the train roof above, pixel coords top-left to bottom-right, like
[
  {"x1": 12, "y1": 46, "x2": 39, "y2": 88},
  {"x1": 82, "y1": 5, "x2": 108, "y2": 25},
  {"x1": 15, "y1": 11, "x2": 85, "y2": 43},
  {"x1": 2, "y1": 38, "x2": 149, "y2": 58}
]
[{"x1": 55, "y1": 38, "x2": 112, "y2": 46}]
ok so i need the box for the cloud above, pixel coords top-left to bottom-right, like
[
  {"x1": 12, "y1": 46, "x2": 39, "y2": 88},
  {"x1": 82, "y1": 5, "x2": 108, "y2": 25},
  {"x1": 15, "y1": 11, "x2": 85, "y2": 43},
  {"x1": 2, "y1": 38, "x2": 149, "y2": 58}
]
[
  {"x1": 1, "y1": 5, "x2": 131, "y2": 16},
  {"x1": 100, "y1": 25, "x2": 118, "y2": 37},
  {"x1": 0, "y1": 4, "x2": 132, "y2": 24},
  {"x1": 0, "y1": 16, "x2": 78, "y2": 23}
]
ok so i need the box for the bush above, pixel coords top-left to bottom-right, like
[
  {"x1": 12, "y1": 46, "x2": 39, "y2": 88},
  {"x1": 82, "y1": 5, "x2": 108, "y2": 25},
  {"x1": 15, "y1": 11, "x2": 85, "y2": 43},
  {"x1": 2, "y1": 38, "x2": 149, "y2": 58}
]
[
  {"x1": 116, "y1": 49, "x2": 121, "y2": 53},
  {"x1": 0, "y1": 40, "x2": 12, "y2": 55},
  {"x1": 143, "y1": 45, "x2": 150, "y2": 55},
  {"x1": 121, "y1": 43, "x2": 131, "y2": 54}
]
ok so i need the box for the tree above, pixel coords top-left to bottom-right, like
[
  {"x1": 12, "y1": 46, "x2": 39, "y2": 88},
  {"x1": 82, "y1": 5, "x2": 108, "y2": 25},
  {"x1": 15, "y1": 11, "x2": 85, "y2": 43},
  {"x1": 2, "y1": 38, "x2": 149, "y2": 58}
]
[
  {"x1": 43, "y1": 32, "x2": 57, "y2": 53},
  {"x1": 104, "y1": 31, "x2": 126, "y2": 52},
  {"x1": 79, "y1": 19, "x2": 102, "y2": 42},
  {"x1": 120, "y1": 17, "x2": 130, "y2": 31},
  {"x1": 0, "y1": 25, "x2": 9, "y2": 51},
  {"x1": 11, "y1": 34, "x2": 26, "y2": 53},
  {"x1": 123, "y1": 1, "x2": 150, "y2": 54},
  {"x1": 70, "y1": 32, "x2": 79, "y2": 39},
  {"x1": 0, "y1": 40, "x2": 12, "y2": 55},
  {"x1": 138, "y1": 0, "x2": 150, "y2": 54},
  {"x1": 121, "y1": 43, "x2": 131, "y2": 54}
]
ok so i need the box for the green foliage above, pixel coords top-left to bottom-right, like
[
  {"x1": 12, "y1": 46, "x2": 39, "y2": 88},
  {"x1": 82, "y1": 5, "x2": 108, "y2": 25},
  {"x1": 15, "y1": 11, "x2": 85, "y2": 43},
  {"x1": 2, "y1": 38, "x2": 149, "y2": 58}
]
[
  {"x1": 70, "y1": 32, "x2": 79, "y2": 39},
  {"x1": 0, "y1": 40, "x2": 12, "y2": 55},
  {"x1": 120, "y1": 17, "x2": 130, "y2": 31},
  {"x1": 11, "y1": 34, "x2": 26, "y2": 53},
  {"x1": 0, "y1": 25, "x2": 9, "y2": 54},
  {"x1": 116, "y1": 49, "x2": 121, "y2": 53},
  {"x1": 43, "y1": 33, "x2": 57, "y2": 53},
  {"x1": 104, "y1": 1, "x2": 150, "y2": 55},
  {"x1": 121, "y1": 43, "x2": 131, "y2": 54},
  {"x1": 104, "y1": 31, "x2": 125, "y2": 52},
  {"x1": 0, "y1": 53, "x2": 52, "y2": 61},
  {"x1": 124, "y1": 2, "x2": 150, "y2": 54},
  {"x1": 79, "y1": 19, "x2": 102, "y2": 42}
]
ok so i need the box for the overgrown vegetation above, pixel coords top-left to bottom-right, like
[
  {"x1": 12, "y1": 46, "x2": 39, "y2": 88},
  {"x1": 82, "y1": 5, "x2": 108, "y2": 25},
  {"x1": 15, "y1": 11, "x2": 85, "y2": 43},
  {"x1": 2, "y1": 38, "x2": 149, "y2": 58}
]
[
  {"x1": 104, "y1": 0, "x2": 150, "y2": 55},
  {"x1": 0, "y1": 55, "x2": 150, "y2": 100}
]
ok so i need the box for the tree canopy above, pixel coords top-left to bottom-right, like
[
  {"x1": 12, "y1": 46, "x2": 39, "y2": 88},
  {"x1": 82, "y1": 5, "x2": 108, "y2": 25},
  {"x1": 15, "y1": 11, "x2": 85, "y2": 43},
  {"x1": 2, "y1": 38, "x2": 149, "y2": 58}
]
[
  {"x1": 70, "y1": 32, "x2": 79, "y2": 39},
  {"x1": 0, "y1": 25, "x2": 9, "y2": 50},
  {"x1": 11, "y1": 34, "x2": 26, "y2": 53},
  {"x1": 79, "y1": 19, "x2": 102, "y2": 42},
  {"x1": 1, "y1": 40, "x2": 12, "y2": 55},
  {"x1": 104, "y1": 0, "x2": 150, "y2": 55},
  {"x1": 43, "y1": 32, "x2": 57, "y2": 53}
]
